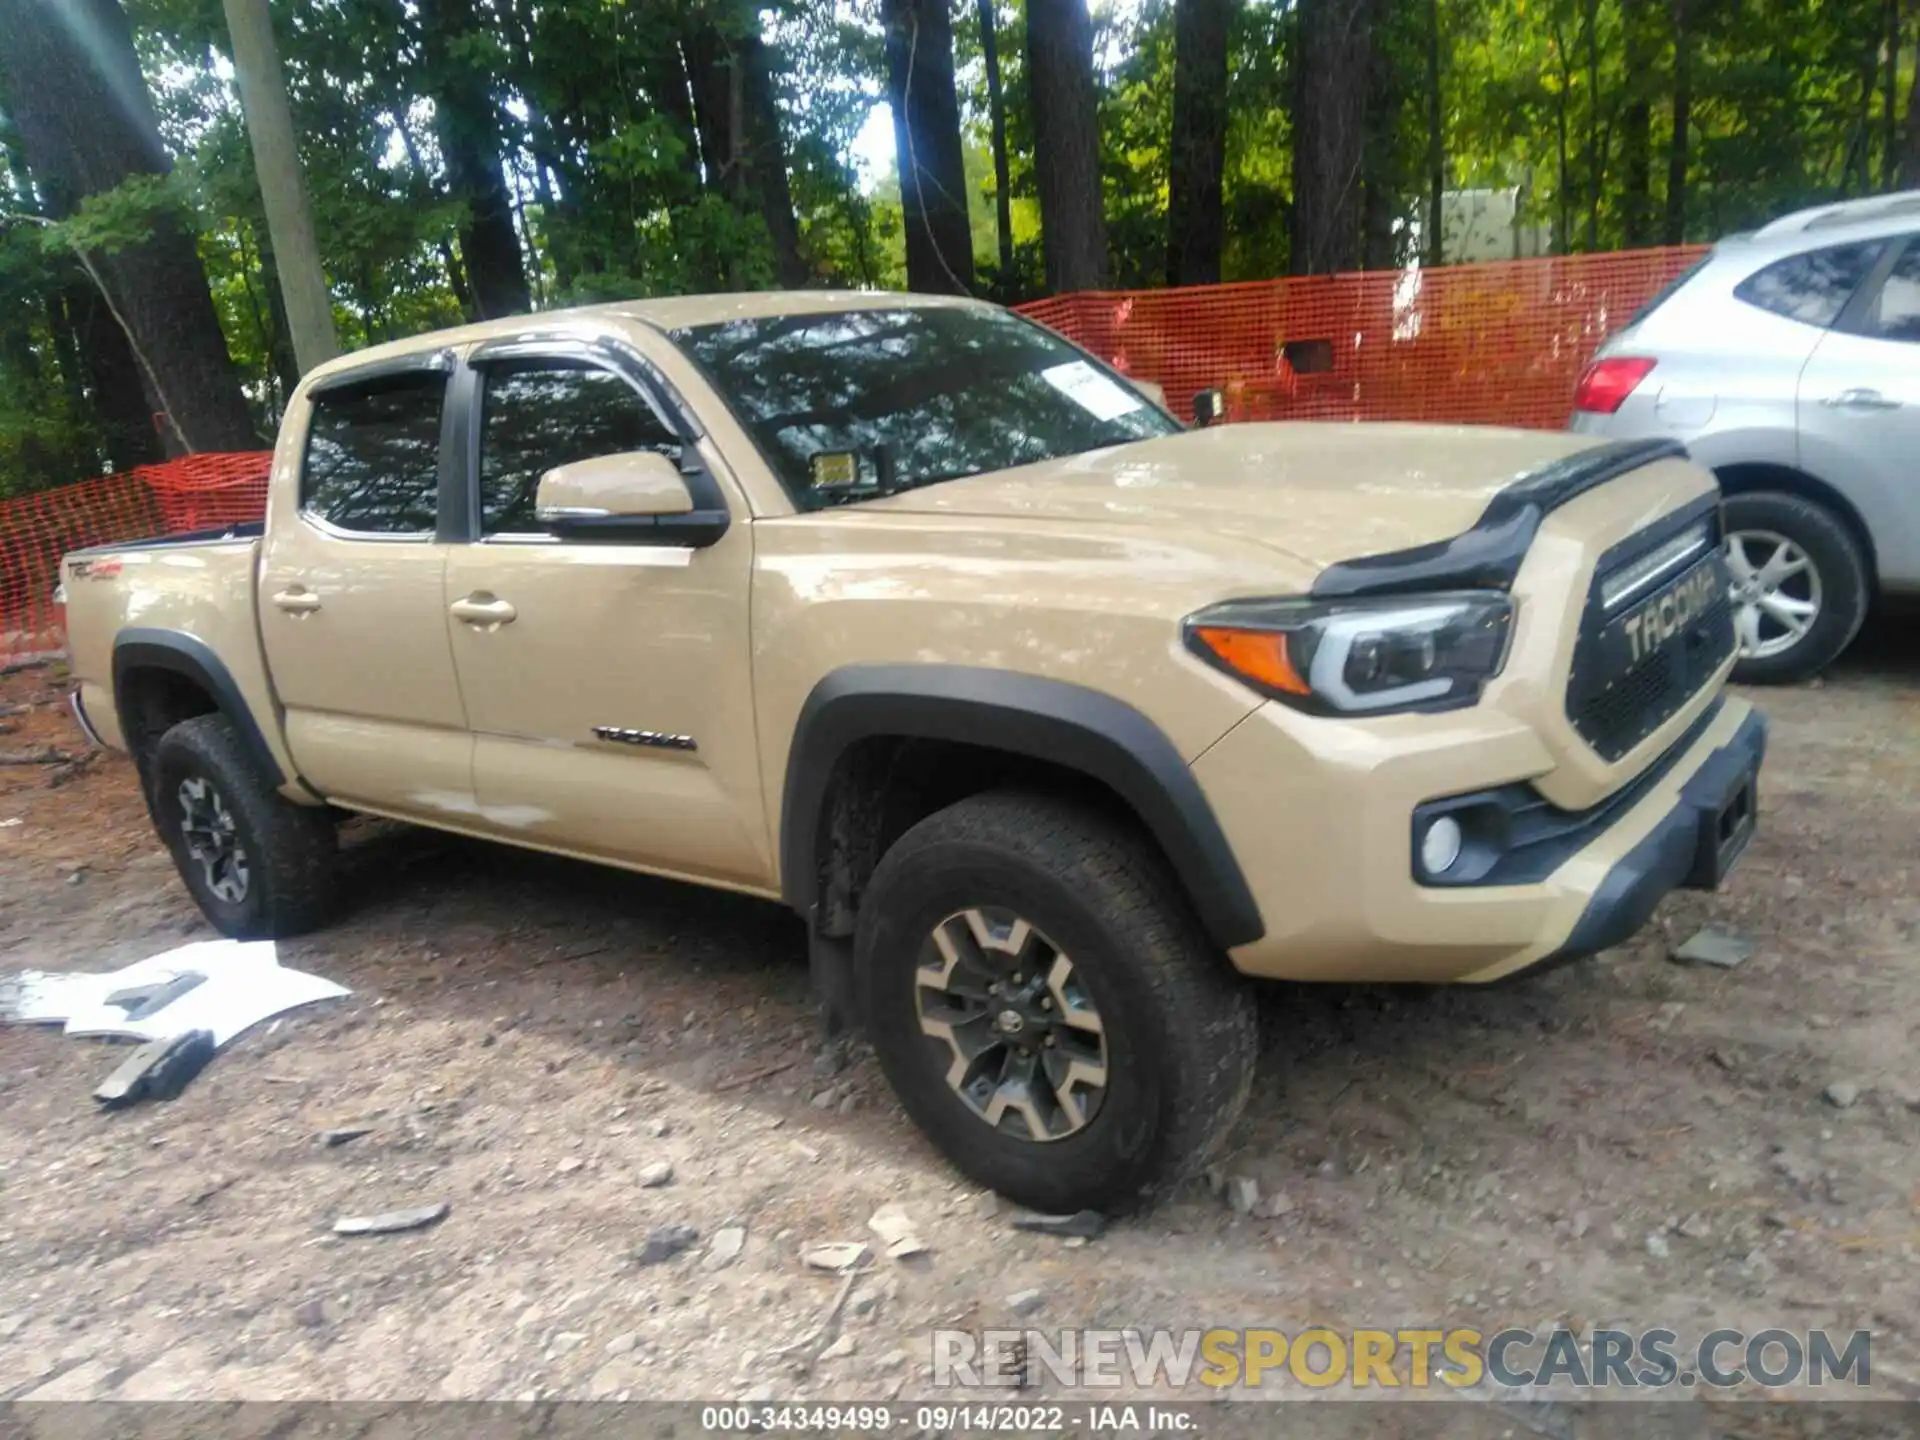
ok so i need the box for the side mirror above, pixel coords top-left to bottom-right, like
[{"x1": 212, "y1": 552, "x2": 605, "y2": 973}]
[
  {"x1": 533, "y1": 451, "x2": 729, "y2": 546},
  {"x1": 1131, "y1": 378, "x2": 1168, "y2": 410},
  {"x1": 1191, "y1": 388, "x2": 1226, "y2": 427}
]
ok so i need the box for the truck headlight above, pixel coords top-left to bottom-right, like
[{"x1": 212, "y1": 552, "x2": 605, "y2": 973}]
[{"x1": 1184, "y1": 592, "x2": 1514, "y2": 716}]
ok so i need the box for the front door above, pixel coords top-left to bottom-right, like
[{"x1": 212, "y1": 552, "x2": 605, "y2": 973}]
[
  {"x1": 1797, "y1": 235, "x2": 1920, "y2": 589},
  {"x1": 259, "y1": 363, "x2": 475, "y2": 814},
  {"x1": 440, "y1": 347, "x2": 770, "y2": 890}
]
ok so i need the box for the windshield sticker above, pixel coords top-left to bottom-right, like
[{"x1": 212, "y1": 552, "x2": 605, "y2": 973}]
[
  {"x1": 809, "y1": 451, "x2": 860, "y2": 489},
  {"x1": 1040, "y1": 361, "x2": 1146, "y2": 422}
]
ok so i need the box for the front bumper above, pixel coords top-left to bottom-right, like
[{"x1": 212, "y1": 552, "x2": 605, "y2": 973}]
[
  {"x1": 1532, "y1": 704, "x2": 1764, "y2": 971},
  {"x1": 1194, "y1": 694, "x2": 1766, "y2": 983}
]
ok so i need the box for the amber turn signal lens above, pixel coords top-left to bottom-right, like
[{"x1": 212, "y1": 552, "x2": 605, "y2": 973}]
[{"x1": 1190, "y1": 625, "x2": 1312, "y2": 696}]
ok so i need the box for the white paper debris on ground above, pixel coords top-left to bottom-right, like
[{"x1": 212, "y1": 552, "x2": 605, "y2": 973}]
[{"x1": 1, "y1": 939, "x2": 349, "y2": 1047}]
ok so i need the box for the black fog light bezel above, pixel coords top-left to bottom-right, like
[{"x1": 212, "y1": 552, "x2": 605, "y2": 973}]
[{"x1": 1410, "y1": 798, "x2": 1514, "y2": 886}]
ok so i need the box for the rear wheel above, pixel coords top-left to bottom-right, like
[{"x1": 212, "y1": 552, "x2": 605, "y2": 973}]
[
  {"x1": 151, "y1": 714, "x2": 337, "y2": 938},
  {"x1": 855, "y1": 791, "x2": 1257, "y2": 1213},
  {"x1": 1721, "y1": 490, "x2": 1869, "y2": 685}
]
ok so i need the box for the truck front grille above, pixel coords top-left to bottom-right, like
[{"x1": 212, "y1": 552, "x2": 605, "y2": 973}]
[{"x1": 1565, "y1": 502, "x2": 1735, "y2": 763}]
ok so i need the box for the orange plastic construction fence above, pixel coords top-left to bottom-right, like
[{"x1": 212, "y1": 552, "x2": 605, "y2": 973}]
[
  {"x1": 1, "y1": 246, "x2": 1709, "y2": 664},
  {"x1": 1016, "y1": 245, "x2": 1708, "y2": 426},
  {"x1": 1, "y1": 452, "x2": 268, "y2": 665}
]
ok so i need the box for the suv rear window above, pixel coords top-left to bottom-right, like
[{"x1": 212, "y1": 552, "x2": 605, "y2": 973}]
[
  {"x1": 302, "y1": 374, "x2": 447, "y2": 535},
  {"x1": 1733, "y1": 242, "x2": 1882, "y2": 327}
]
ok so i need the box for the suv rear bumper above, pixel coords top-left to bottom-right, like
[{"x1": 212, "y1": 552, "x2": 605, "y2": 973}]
[{"x1": 1192, "y1": 694, "x2": 1765, "y2": 983}]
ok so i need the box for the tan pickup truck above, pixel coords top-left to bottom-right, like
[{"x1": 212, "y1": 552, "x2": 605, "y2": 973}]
[{"x1": 60, "y1": 292, "x2": 1766, "y2": 1212}]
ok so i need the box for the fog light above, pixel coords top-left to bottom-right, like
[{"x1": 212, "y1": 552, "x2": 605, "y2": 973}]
[{"x1": 1420, "y1": 815, "x2": 1464, "y2": 875}]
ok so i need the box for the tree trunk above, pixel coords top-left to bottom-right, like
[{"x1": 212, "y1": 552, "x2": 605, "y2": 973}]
[
  {"x1": 1844, "y1": 16, "x2": 1881, "y2": 195},
  {"x1": 1904, "y1": 15, "x2": 1920, "y2": 187},
  {"x1": 252, "y1": 225, "x2": 301, "y2": 407},
  {"x1": 1425, "y1": 0, "x2": 1445, "y2": 265},
  {"x1": 0, "y1": 0, "x2": 258, "y2": 453},
  {"x1": 1664, "y1": 0, "x2": 1690, "y2": 242},
  {"x1": 1026, "y1": 0, "x2": 1108, "y2": 291},
  {"x1": 1166, "y1": 0, "x2": 1232, "y2": 287},
  {"x1": 685, "y1": 24, "x2": 807, "y2": 288},
  {"x1": 1547, "y1": 8, "x2": 1574, "y2": 250},
  {"x1": 1290, "y1": 0, "x2": 1371, "y2": 274},
  {"x1": 46, "y1": 292, "x2": 89, "y2": 418},
  {"x1": 641, "y1": 31, "x2": 709, "y2": 286},
  {"x1": 220, "y1": 0, "x2": 339, "y2": 374},
  {"x1": 1583, "y1": 0, "x2": 1601, "y2": 250},
  {"x1": 418, "y1": 0, "x2": 531, "y2": 319},
  {"x1": 1883, "y1": 0, "x2": 1900, "y2": 191},
  {"x1": 66, "y1": 284, "x2": 162, "y2": 471},
  {"x1": 977, "y1": 0, "x2": 1016, "y2": 288},
  {"x1": 884, "y1": 0, "x2": 977, "y2": 294},
  {"x1": 1620, "y1": 0, "x2": 1653, "y2": 245},
  {"x1": 682, "y1": 28, "x2": 743, "y2": 285},
  {"x1": 740, "y1": 36, "x2": 808, "y2": 287},
  {"x1": 527, "y1": 130, "x2": 577, "y2": 291},
  {"x1": 686, "y1": 25, "x2": 745, "y2": 206}
]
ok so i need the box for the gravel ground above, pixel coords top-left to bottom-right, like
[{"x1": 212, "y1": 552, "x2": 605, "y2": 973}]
[{"x1": 1, "y1": 624, "x2": 1917, "y2": 1426}]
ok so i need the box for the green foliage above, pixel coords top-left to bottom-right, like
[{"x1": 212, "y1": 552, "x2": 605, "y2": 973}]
[
  {"x1": 39, "y1": 175, "x2": 184, "y2": 258},
  {"x1": 1, "y1": 0, "x2": 1915, "y2": 500},
  {"x1": 0, "y1": 222, "x2": 110, "y2": 499},
  {"x1": 1100, "y1": 0, "x2": 1176, "y2": 287}
]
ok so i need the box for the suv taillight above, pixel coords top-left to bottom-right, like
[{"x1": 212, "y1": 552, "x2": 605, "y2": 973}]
[{"x1": 1573, "y1": 356, "x2": 1657, "y2": 415}]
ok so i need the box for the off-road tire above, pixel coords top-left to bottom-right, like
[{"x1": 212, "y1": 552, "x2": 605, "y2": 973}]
[
  {"x1": 151, "y1": 713, "x2": 337, "y2": 939},
  {"x1": 1722, "y1": 490, "x2": 1869, "y2": 685},
  {"x1": 855, "y1": 790, "x2": 1258, "y2": 1213}
]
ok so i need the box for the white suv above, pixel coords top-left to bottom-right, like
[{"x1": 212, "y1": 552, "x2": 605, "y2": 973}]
[{"x1": 1571, "y1": 191, "x2": 1920, "y2": 682}]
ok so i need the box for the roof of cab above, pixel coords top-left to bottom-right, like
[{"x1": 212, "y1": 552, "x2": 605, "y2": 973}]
[{"x1": 300, "y1": 289, "x2": 989, "y2": 391}]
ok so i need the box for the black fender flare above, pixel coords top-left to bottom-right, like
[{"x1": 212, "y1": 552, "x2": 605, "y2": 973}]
[
  {"x1": 113, "y1": 628, "x2": 286, "y2": 788},
  {"x1": 779, "y1": 664, "x2": 1265, "y2": 951}
]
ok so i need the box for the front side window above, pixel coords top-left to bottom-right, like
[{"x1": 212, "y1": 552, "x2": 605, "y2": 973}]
[
  {"x1": 1733, "y1": 243, "x2": 1882, "y2": 328},
  {"x1": 671, "y1": 307, "x2": 1179, "y2": 510},
  {"x1": 477, "y1": 361, "x2": 681, "y2": 535},
  {"x1": 1862, "y1": 242, "x2": 1920, "y2": 342},
  {"x1": 301, "y1": 373, "x2": 447, "y2": 535}
]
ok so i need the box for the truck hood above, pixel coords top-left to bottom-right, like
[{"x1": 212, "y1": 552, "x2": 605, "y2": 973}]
[{"x1": 867, "y1": 422, "x2": 1604, "y2": 571}]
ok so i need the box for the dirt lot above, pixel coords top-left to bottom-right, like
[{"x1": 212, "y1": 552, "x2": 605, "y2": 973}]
[{"x1": 1, "y1": 628, "x2": 1917, "y2": 1417}]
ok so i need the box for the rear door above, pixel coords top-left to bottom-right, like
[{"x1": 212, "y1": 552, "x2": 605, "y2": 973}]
[
  {"x1": 260, "y1": 359, "x2": 476, "y2": 813},
  {"x1": 1797, "y1": 236, "x2": 1920, "y2": 589}
]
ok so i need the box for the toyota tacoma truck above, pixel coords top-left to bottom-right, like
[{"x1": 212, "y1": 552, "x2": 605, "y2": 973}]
[{"x1": 59, "y1": 292, "x2": 1766, "y2": 1213}]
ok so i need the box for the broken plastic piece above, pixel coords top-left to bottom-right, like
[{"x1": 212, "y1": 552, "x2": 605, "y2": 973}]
[
  {"x1": 94, "y1": 1029, "x2": 217, "y2": 1108},
  {"x1": 104, "y1": 972, "x2": 206, "y2": 1022},
  {"x1": 1671, "y1": 926, "x2": 1756, "y2": 969},
  {"x1": 7, "y1": 940, "x2": 347, "y2": 1044},
  {"x1": 1010, "y1": 1208, "x2": 1108, "y2": 1239},
  {"x1": 332, "y1": 1202, "x2": 450, "y2": 1236}
]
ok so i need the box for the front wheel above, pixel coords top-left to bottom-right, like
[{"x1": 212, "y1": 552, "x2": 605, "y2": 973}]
[
  {"x1": 151, "y1": 714, "x2": 338, "y2": 939},
  {"x1": 1722, "y1": 491, "x2": 1869, "y2": 685},
  {"x1": 855, "y1": 791, "x2": 1258, "y2": 1214}
]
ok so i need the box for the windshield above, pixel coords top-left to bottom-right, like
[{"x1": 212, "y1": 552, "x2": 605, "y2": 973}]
[{"x1": 670, "y1": 307, "x2": 1180, "y2": 510}]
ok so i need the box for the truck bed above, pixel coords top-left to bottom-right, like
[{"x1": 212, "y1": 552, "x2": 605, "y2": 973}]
[
  {"x1": 64, "y1": 521, "x2": 265, "y2": 561},
  {"x1": 59, "y1": 531, "x2": 304, "y2": 792}
]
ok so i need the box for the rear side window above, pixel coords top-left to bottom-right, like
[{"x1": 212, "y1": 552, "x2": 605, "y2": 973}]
[
  {"x1": 302, "y1": 374, "x2": 447, "y2": 535},
  {"x1": 477, "y1": 362, "x2": 681, "y2": 535},
  {"x1": 1861, "y1": 242, "x2": 1920, "y2": 342},
  {"x1": 1733, "y1": 243, "x2": 1882, "y2": 327}
]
